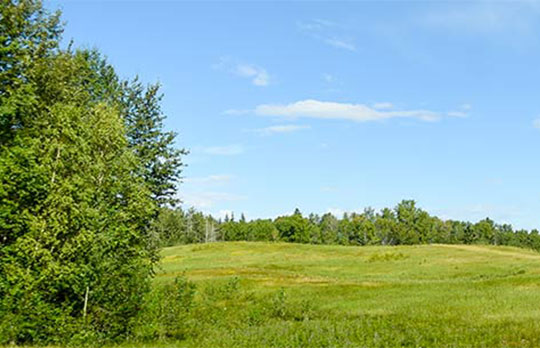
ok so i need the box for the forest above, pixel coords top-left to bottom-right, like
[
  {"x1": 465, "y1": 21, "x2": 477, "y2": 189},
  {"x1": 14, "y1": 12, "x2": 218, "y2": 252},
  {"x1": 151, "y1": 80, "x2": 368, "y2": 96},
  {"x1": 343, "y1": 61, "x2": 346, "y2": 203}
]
[{"x1": 152, "y1": 202, "x2": 540, "y2": 251}]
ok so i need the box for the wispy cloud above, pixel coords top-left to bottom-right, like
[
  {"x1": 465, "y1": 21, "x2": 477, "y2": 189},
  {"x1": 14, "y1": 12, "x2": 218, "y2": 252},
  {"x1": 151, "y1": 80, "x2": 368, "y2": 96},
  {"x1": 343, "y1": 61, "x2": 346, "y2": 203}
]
[
  {"x1": 202, "y1": 145, "x2": 244, "y2": 156},
  {"x1": 372, "y1": 102, "x2": 393, "y2": 110},
  {"x1": 235, "y1": 64, "x2": 269, "y2": 86},
  {"x1": 533, "y1": 118, "x2": 540, "y2": 129},
  {"x1": 323, "y1": 38, "x2": 356, "y2": 51},
  {"x1": 213, "y1": 57, "x2": 270, "y2": 86},
  {"x1": 422, "y1": 3, "x2": 540, "y2": 37},
  {"x1": 445, "y1": 103, "x2": 472, "y2": 118},
  {"x1": 298, "y1": 19, "x2": 356, "y2": 52},
  {"x1": 297, "y1": 18, "x2": 336, "y2": 31},
  {"x1": 447, "y1": 111, "x2": 468, "y2": 118},
  {"x1": 252, "y1": 124, "x2": 310, "y2": 135},
  {"x1": 253, "y1": 99, "x2": 442, "y2": 122}
]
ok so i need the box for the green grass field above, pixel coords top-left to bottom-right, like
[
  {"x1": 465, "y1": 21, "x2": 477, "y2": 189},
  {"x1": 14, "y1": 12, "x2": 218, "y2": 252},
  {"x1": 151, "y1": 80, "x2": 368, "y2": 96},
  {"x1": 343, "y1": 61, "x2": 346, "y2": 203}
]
[{"x1": 118, "y1": 242, "x2": 540, "y2": 347}]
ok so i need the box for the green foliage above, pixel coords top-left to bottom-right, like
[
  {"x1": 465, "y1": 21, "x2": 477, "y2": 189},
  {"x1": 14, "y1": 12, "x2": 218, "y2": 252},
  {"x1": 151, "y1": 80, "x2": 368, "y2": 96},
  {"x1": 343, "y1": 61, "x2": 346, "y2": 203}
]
[
  {"x1": 150, "y1": 207, "x2": 186, "y2": 246},
  {"x1": 201, "y1": 276, "x2": 241, "y2": 301},
  {"x1": 0, "y1": 0, "x2": 62, "y2": 143},
  {"x1": 0, "y1": 49, "x2": 156, "y2": 343},
  {"x1": 151, "y1": 200, "x2": 540, "y2": 254},
  {"x1": 0, "y1": 0, "x2": 185, "y2": 344},
  {"x1": 120, "y1": 79, "x2": 188, "y2": 207},
  {"x1": 247, "y1": 219, "x2": 278, "y2": 241},
  {"x1": 128, "y1": 274, "x2": 320, "y2": 347},
  {"x1": 274, "y1": 210, "x2": 311, "y2": 243},
  {"x1": 131, "y1": 276, "x2": 196, "y2": 341}
]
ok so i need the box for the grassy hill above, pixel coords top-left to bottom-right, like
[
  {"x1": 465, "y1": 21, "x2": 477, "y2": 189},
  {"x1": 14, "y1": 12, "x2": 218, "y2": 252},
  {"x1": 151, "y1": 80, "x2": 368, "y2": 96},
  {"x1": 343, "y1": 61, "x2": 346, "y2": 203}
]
[{"x1": 128, "y1": 242, "x2": 540, "y2": 347}]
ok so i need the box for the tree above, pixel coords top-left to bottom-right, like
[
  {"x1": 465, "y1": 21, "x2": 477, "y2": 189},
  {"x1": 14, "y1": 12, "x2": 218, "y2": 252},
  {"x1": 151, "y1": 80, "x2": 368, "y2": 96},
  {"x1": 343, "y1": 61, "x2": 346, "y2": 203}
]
[
  {"x1": 375, "y1": 208, "x2": 398, "y2": 245},
  {"x1": 0, "y1": 2, "x2": 170, "y2": 343},
  {"x1": 274, "y1": 213, "x2": 310, "y2": 243},
  {"x1": 0, "y1": 0, "x2": 62, "y2": 143},
  {"x1": 57, "y1": 46, "x2": 187, "y2": 209},
  {"x1": 248, "y1": 219, "x2": 279, "y2": 241},
  {"x1": 319, "y1": 213, "x2": 339, "y2": 244},
  {"x1": 473, "y1": 218, "x2": 496, "y2": 244},
  {"x1": 0, "y1": 65, "x2": 156, "y2": 341},
  {"x1": 337, "y1": 213, "x2": 352, "y2": 245},
  {"x1": 150, "y1": 207, "x2": 186, "y2": 246},
  {"x1": 120, "y1": 79, "x2": 188, "y2": 207},
  {"x1": 395, "y1": 200, "x2": 420, "y2": 244},
  {"x1": 348, "y1": 212, "x2": 376, "y2": 246}
]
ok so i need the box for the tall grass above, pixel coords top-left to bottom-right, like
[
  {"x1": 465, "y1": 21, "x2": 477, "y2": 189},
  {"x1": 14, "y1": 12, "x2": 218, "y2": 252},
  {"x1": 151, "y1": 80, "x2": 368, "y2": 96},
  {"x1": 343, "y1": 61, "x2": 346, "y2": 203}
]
[{"x1": 108, "y1": 242, "x2": 540, "y2": 347}]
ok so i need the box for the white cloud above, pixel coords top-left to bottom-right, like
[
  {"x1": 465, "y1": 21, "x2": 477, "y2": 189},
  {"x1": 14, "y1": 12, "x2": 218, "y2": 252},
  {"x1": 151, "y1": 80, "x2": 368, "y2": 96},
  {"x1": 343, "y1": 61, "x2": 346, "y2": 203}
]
[
  {"x1": 297, "y1": 19, "x2": 336, "y2": 31},
  {"x1": 214, "y1": 57, "x2": 270, "y2": 86},
  {"x1": 534, "y1": 119, "x2": 540, "y2": 129},
  {"x1": 447, "y1": 111, "x2": 468, "y2": 118},
  {"x1": 202, "y1": 145, "x2": 244, "y2": 156},
  {"x1": 254, "y1": 99, "x2": 441, "y2": 122},
  {"x1": 323, "y1": 38, "x2": 356, "y2": 51},
  {"x1": 423, "y1": 3, "x2": 539, "y2": 37},
  {"x1": 235, "y1": 64, "x2": 269, "y2": 86},
  {"x1": 372, "y1": 102, "x2": 393, "y2": 110},
  {"x1": 298, "y1": 19, "x2": 356, "y2": 52},
  {"x1": 181, "y1": 192, "x2": 246, "y2": 209},
  {"x1": 184, "y1": 175, "x2": 233, "y2": 184},
  {"x1": 253, "y1": 124, "x2": 310, "y2": 135},
  {"x1": 446, "y1": 104, "x2": 471, "y2": 118}
]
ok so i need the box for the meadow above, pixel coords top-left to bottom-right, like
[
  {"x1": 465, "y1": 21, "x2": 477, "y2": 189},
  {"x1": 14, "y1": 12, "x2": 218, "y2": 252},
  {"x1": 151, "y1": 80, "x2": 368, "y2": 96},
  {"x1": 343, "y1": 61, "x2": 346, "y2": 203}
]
[{"x1": 110, "y1": 242, "x2": 540, "y2": 348}]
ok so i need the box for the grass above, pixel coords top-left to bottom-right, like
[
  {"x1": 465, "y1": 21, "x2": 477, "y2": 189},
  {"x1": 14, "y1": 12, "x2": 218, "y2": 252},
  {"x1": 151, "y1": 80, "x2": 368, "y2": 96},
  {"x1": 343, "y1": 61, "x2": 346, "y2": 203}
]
[
  {"x1": 119, "y1": 242, "x2": 540, "y2": 347},
  {"x1": 18, "y1": 242, "x2": 540, "y2": 347}
]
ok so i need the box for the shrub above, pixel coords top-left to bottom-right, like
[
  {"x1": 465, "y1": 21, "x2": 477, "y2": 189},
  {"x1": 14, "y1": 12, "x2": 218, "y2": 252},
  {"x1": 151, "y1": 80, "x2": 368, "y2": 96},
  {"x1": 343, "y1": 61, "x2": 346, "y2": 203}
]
[{"x1": 131, "y1": 276, "x2": 196, "y2": 341}]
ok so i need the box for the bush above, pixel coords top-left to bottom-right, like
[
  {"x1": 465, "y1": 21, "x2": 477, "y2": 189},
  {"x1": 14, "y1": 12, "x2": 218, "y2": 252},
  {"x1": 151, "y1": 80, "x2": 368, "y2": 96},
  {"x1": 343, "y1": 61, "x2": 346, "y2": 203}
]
[{"x1": 131, "y1": 276, "x2": 196, "y2": 341}]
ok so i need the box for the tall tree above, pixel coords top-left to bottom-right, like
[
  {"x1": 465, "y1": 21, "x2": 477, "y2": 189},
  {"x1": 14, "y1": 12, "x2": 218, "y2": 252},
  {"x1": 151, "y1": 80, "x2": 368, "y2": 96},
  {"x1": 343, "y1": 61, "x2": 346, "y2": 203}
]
[
  {"x1": 0, "y1": 1, "x2": 178, "y2": 343},
  {"x1": 120, "y1": 79, "x2": 188, "y2": 207},
  {"x1": 1, "y1": 51, "x2": 157, "y2": 342},
  {"x1": 0, "y1": 0, "x2": 61, "y2": 143}
]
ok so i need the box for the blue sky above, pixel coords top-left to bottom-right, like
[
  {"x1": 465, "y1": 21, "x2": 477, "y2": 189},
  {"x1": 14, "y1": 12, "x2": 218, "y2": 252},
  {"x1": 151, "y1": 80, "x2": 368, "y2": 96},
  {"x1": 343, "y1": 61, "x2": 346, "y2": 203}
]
[{"x1": 48, "y1": 1, "x2": 540, "y2": 229}]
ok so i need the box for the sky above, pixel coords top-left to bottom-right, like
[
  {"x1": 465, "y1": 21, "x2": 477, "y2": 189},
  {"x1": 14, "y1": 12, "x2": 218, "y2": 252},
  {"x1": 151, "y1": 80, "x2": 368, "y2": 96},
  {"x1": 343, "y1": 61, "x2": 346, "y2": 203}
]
[{"x1": 47, "y1": 1, "x2": 540, "y2": 229}]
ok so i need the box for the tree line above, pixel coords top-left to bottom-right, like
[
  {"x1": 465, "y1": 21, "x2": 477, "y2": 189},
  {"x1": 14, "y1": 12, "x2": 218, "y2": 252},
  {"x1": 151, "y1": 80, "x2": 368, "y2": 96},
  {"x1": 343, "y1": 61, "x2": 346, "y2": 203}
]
[{"x1": 153, "y1": 201, "x2": 540, "y2": 251}]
